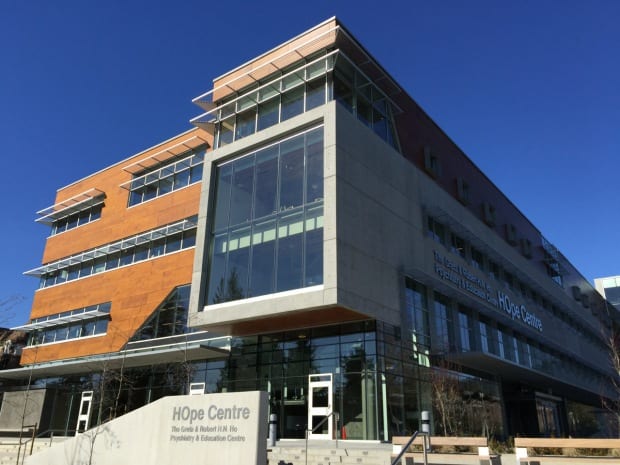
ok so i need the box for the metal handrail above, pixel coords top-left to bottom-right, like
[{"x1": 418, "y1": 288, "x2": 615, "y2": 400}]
[
  {"x1": 391, "y1": 431, "x2": 429, "y2": 465},
  {"x1": 305, "y1": 411, "x2": 337, "y2": 465},
  {"x1": 15, "y1": 423, "x2": 37, "y2": 465}
]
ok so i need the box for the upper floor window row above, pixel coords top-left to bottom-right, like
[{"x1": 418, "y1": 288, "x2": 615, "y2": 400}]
[
  {"x1": 192, "y1": 50, "x2": 399, "y2": 151},
  {"x1": 123, "y1": 147, "x2": 206, "y2": 207},
  {"x1": 18, "y1": 302, "x2": 111, "y2": 347},
  {"x1": 36, "y1": 188, "x2": 106, "y2": 236},
  {"x1": 24, "y1": 216, "x2": 198, "y2": 289},
  {"x1": 51, "y1": 204, "x2": 102, "y2": 236}
]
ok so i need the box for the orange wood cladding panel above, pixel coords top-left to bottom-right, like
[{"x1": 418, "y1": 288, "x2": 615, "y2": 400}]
[
  {"x1": 22, "y1": 249, "x2": 194, "y2": 365},
  {"x1": 212, "y1": 19, "x2": 338, "y2": 101},
  {"x1": 24, "y1": 128, "x2": 212, "y2": 365},
  {"x1": 41, "y1": 128, "x2": 210, "y2": 263}
]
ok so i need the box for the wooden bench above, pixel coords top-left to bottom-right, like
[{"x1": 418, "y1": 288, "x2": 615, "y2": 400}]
[
  {"x1": 392, "y1": 435, "x2": 494, "y2": 464},
  {"x1": 515, "y1": 437, "x2": 620, "y2": 464}
]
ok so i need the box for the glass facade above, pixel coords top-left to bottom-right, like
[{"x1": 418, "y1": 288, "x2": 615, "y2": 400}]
[
  {"x1": 206, "y1": 127, "x2": 324, "y2": 305},
  {"x1": 131, "y1": 285, "x2": 193, "y2": 341},
  {"x1": 201, "y1": 51, "x2": 399, "y2": 152}
]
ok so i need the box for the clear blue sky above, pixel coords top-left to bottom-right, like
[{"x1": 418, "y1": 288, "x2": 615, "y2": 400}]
[{"x1": 1, "y1": 0, "x2": 618, "y2": 328}]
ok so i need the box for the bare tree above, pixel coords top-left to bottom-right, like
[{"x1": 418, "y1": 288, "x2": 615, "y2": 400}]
[
  {"x1": 602, "y1": 326, "x2": 620, "y2": 435},
  {"x1": 430, "y1": 364, "x2": 463, "y2": 436}
]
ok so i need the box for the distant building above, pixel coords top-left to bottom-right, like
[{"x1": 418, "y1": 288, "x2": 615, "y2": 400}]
[
  {"x1": 1, "y1": 18, "x2": 618, "y2": 440},
  {"x1": 595, "y1": 276, "x2": 620, "y2": 311}
]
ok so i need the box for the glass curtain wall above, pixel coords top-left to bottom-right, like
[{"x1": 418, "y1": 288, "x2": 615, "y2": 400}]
[{"x1": 206, "y1": 126, "x2": 324, "y2": 304}]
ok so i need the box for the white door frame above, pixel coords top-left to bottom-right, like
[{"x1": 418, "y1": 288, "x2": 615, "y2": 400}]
[
  {"x1": 308, "y1": 373, "x2": 333, "y2": 439},
  {"x1": 75, "y1": 390, "x2": 93, "y2": 434}
]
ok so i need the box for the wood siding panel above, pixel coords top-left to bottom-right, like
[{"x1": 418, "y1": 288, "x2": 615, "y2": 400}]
[{"x1": 23, "y1": 249, "x2": 195, "y2": 364}]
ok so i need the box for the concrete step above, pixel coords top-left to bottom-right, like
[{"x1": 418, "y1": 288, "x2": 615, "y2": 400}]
[{"x1": 268, "y1": 444, "x2": 391, "y2": 465}]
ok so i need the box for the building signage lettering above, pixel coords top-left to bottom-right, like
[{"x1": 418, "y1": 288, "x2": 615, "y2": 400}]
[
  {"x1": 169, "y1": 403, "x2": 251, "y2": 443},
  {"x1": 433, "y1": 250, "x2": 543, "y2": 333}
]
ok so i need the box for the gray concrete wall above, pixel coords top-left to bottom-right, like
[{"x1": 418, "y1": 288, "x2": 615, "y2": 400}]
[
  {"x1": 25, "y1": 391, "x2": 268, "y2": 465},
  {"x1": 333, "y1": 105, "x2": 425, "y2": 326},
  {"x1": 0, "y1": 389, "x2": 46, "y2": 431}
]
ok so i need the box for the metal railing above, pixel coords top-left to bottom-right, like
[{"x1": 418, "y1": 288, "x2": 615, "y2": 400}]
[
  {"x1": 391, "y1": 430, "x2": 428, "y2": 465},
  {"x1": 305, "y1": 411, "x2": 337, "y2": 465},
  {"x1": 14, "y1": 423, "x2": 37, "y2": 465}
]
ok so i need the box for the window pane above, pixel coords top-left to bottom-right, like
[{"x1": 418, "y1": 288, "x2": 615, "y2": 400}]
[
  {"x1": 119, "y1": 249, "x2": 133, "y2": 267},
  {"x1": 257, "y1": 98, "x2": 279, "y2": 131},
  {"x1": 281, "y1": 87, "x2": 304, "y2": 121},
  {"x1": 333, "y1": 72, "x2": 353, "y2": 112},
  {"x1": 218, "y1": 118, "x2": 234, "y2": 147},
  {"x1": 174, "y1": 169, "x2": 190, "y2": 189},
  {"x1": 79, "y1": 262, "x2": 92, "y2": 278},
  {"x1": 306, "y1": 78, "x2": 325, "y2": 111},
  {"x1": 143, "y1": 184, "x2": 157, "y2": 202},
  {"x1": 306, "y1": 129, "x2": 323, "y2": 204},
  {"x1": 91, "y1": 205, "x2": 102, "y2": 221},
  {"x1": 254, "y1": 146, "x2": 278, "y2": 219},
  {"x1": 159, "y1": 177, "x2": 173, "y2": 195},
  {"x1": 68, "y1": 266, "x2": 79, "y2": 281},
  {"x1": 67, "y1": 215, "x2": 79, "y2": 230},
  {"x1": 276, "y1": 211, "x2": 304, "y2": 292},
  {"x1": 356, "y1": 96, "x2": 373, "y2": 127},
  {"x1": 229, "y1": 157, "x2": 254, "y2": 226},
  {"x1": 235, "y1": 108, "x2": 256, "y2": 140},
  {"x1": 207, "y1": 234, "x2": 228, "y2": 304},
  {"x1": 213, "y1": 164, "x2": 232, "y2": 231},
  {"x1": 94, "y1": 319, "x2": 108, "y2": 335},
  {"x1": 279, "y1": 138, "x2": 304, "y2": 210},
  {"x1": 129, "y1": 190, "x2": 142, "y2": 206},
  {"x1": 249, "y1": 220, "x2": 276, "y2": 297},
  {"x1": 166, "y1": 233, "x2": 182, "y2": 253},
  {"x1": 224, "y1": 226, "x2": 251, "y2": 301},
  {"x1": 189, "y1": 165, "x2": 202, "y2": 184},
  {"x1": 182, "y1": 229, "x2": 196, "y2": 248},
  {"x1": 304, "y1": 206, "x2": 323, "y2": 286},
  {"x1": 134, "y1": 245, "x2": 149, "y2": 262},
  {"x1": 77, "y1": 210, "x2": 90, "y2": 226},
  {"x1": 151, "y1": 238, "x2": 166, "y2": 257},
  {"x1": 93, "y1": 257, "x2": 106, "y2": 273}
]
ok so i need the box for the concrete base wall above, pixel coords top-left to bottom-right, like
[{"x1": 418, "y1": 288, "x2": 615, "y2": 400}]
[{"x1": 25, "y1": 391, "x2": 268, "y2": 465}]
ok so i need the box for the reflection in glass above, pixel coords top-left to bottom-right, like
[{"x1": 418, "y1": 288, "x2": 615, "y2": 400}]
[{"x1": 206, "y1": 127, "x2": 324, "y2": 305}]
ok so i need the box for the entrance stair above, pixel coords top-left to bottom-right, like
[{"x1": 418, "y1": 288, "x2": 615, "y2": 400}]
[{"x1": 268, "y1": 440, "x2": 392, "y2": 465}]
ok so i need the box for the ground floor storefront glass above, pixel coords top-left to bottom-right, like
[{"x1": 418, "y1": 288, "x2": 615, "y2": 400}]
[{"x1": 18, "y1": 319, "x2": 617, "y2": 440}]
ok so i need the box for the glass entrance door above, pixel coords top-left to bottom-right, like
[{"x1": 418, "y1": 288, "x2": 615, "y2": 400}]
[{"x1": 308, "y1": 373, "x2": 333, "y2": 439}]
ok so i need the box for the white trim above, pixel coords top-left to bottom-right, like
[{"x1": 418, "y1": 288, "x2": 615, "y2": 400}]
[{"x1": 203, "y1": 284, "x2": 324, "y2": 311}]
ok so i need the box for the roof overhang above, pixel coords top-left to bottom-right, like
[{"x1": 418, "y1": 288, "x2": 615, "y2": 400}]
[
  {"x1": 12, "y1": 310, "x2": 109, "y2": 332},
  {"x1": 121, "y1": 135, "x2": 210, "y2": 175},
  {"x1": 193, "y1": 17, "x2": 404, "y2": 108},
  {"x1": 0, "y1": 334, "x2": 230, "y2": 380}
]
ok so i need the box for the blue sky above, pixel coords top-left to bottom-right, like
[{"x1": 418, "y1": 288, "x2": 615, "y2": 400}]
[{"x1": 0, "y1": 0, "x2": 618, "y2": 328}]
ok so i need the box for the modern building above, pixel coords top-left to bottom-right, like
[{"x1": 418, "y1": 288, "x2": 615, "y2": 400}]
[
  {"x1": 1, "y1": 18, "x2": 618, "y2": 441},
  {"x1": 595, "y1": 276, "x2": 620, "y2": 312}
]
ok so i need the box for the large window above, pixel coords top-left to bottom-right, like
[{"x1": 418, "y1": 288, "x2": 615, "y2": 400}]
[
  {"x1": 404, "y1": 278, "x2": 430, "y2": 366},
  {"x1": 131, "y1": 285, "x2": 192, "y2": 341},
  {"x1": 206, "y1": 127, "x2": 323, "y2": 305}
]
